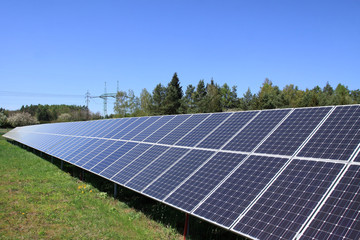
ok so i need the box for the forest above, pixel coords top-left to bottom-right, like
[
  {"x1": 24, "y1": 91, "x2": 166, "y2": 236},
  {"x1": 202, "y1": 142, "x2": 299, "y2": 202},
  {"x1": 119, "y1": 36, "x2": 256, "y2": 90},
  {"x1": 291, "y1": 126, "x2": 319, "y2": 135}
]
[
  {"x1": 113, "y1": 73, "x2": 360, "y2": 117},
  {"x1": 1, "y1": 73, "x2": 359, "y2": 127}
]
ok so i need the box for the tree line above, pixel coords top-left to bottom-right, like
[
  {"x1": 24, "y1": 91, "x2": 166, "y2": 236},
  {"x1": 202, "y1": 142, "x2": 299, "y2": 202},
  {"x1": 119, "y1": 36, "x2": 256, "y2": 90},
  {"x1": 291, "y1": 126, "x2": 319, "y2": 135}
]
[
  {"x1": 113, "y1": 72, "x2": 360, "y2": 117},
  {"x1": 0, "y1": 104, "x2": 102, "y2": 127}
]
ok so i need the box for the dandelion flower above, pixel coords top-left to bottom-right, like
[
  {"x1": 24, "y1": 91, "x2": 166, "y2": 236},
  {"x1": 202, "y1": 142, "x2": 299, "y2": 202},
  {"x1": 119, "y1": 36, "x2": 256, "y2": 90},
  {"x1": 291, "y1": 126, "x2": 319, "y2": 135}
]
[{"x1": 82, "y1": 191, "x2": 84, "y2": 194}]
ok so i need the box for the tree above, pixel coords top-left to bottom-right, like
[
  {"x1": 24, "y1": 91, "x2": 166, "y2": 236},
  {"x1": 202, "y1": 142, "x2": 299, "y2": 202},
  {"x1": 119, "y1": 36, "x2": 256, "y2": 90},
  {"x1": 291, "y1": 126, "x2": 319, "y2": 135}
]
[
  {"x1": 36, "y1": 105, "x2": 52, "y2": 122},
  {"x1": 334, "y1": 84, "x2": 352, "y2": 105},
  {"x1": 140, "y1": 88, "x2": 153, "y2": 115},
  {"x1": 281, "y1": 84, "x2": 303, "y2": 108},
  {"x1": 300, "y1": 86, "x2": 322, "y2": 107},
  {"x1": 241, "y1": 88, "x2": 255, "y2": 110},
  {"x1": 255, "y1": 78, "x2": 282, "y2": 109},
  {"x1": 152, "y1": 83, "x2": 166, "y2": 115},
  {"x1": 164, "y1": 72, "x2": 183, "y2": 115},
  {"x1": 220, "y1": 83, "x2": 238, "y2": 110},
  {"x1": 114, "y1": 91, "x2": 128, "y2": 117},
  {"x1": 350, "y1": 89, "x2": 360, "y2": 103},
  {"x1": 194, "y1": 79, "x2": 207, "y2": 112},
  {"x1": 321, "y1": 82, "x2": 335, "y2": 105},
  {"x1": 114, "y1": 90, "x2": 140, "y2": 117},
  {"x1": 183, "y1": 84, "x2": 196, "y2": 113},
  {"x1": 206, "y1": 79, "x2": 222, "y2": 112}
]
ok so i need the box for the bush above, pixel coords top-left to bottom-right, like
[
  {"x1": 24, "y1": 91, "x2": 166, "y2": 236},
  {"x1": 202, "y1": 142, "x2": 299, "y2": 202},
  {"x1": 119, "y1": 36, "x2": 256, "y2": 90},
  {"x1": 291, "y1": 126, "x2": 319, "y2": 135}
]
[
  {"x1": 7, "y1": 112, "x2": 39, "y2": 127},
  {"x1": 57, "y1": 113, "x2": 72, "y2": 122},
  {"x1": 0, "y1": 112, "x2": 7, "y2": 127}
]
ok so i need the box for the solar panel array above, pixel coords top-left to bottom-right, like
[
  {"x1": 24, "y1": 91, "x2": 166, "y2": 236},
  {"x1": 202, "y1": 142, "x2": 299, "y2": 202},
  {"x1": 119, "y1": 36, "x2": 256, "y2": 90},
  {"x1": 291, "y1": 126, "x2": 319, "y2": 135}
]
[{"x1": 4, "y1": 105, "x2": 360, "y2": 240}]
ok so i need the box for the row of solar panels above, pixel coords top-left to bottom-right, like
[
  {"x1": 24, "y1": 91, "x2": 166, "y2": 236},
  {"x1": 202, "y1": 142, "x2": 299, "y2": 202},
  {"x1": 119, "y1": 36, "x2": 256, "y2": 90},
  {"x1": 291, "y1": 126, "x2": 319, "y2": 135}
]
[{"x1": 4, "y1": 105, "x2": 360, "y2": 240}]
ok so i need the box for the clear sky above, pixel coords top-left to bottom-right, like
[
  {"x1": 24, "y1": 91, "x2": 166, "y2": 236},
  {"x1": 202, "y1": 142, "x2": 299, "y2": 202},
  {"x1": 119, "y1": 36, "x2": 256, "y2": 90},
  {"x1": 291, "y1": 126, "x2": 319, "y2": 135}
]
[{"x1": 1, "y1": 0, "x2": 359, "y2": 115}]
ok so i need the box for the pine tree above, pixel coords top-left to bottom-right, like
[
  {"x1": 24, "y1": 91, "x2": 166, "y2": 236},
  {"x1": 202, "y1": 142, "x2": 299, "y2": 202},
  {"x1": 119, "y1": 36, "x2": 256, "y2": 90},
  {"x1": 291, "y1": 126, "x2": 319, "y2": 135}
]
[{"x1": 164, "y1": 73, "x2": 183, "y2": 114}]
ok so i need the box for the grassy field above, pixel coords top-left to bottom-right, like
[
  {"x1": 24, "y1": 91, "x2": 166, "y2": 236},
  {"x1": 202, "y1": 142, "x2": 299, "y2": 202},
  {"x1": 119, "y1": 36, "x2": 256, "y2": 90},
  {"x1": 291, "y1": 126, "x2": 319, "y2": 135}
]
[{"x1": 0, "y1": 129, "x2": 181, "y2": 240}]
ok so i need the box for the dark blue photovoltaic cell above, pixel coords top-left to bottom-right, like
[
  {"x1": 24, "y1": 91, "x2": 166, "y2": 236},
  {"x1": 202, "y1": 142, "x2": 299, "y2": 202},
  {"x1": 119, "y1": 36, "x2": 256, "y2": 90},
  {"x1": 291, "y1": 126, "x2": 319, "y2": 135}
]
[
  {"x1": 63, "y1": 138, "x2": 100, "y2": 163},
  {"x1": 61, "y1": 122, "x2": 85, "y2": 135},
  {"x1": 93, "y1": 119, "x2": 119, "y2": 138},
  {"x1": 126, "y1": 147, "x2": 189, "y2": 191},
  {"x1": 165, "y1": 152, "x2": 247, "y2": 212},
  {"x1": 73, "y1": 139, "x2": 108, "y2": 166},
  {"x1": 131, "y1": 115, "x2": 174, "y2": 141},
  {"x1": 97, "y1": 118, "x2": 128, "y2": 138},
  {"x1": 121, "y1": 116, "x2": 161, "y2": 140},
  {"x1": 158, "y1": 114, "x2": 210, "y2": 145},
  {"x1": 90, "y1": 141, "x2": 137, "y2": 174},
  {"x1": 144, "y1": 115, "x2": 191, "y2": 143},
  {"x1": 223, "y1": 109, "x2": 290, "y2": 152},
  {"x1": 233, "y1": 160, "x2": 343, "y2": 240},
  {"x1": 300, "y1": 165, "x2": 360, "y2": 240},
  {"x1": 198, "y1": 111, "x2": 258, "y2": 149},
  {"x1": 98, "y1": 144, "x2": 152, "y2": 178},
  {"x1": 37, "y1": 135, "x2": 65, "y2": 152},
  {"x1": 256, "y1": 107, "x2": 331, "y2": 156},
  {"x1": 81, "y1": 121, "x2": 107, "y2": 137},
  {"x1": 298, "y1": 105, "x2": 360, "y2": 160},
  {"x1": 111, "y1": 145, "x2": 169, "y2": 184},
  {"x1": 193, "y1": 155, "x2": 288, "y2": 227},
  {"x1": 102, "y1": 117, "x2": 134, "y2": 138},
  {"x1": 82, "y1": 140, "x2": 126, "y2": 169},
  {"x1": 88, "y1": 120, "x2": 116, "y2": 137},
  {"x1": 175, "y1": 113, "x2": 231, "y2": 147},
  {"x1": 112, "y1": 117, "x2": 149, "y2": 139},
  {"x1": 22, "y1": 133, "x2": 50, "y2": 150},
  {"x1": 354, "y1": 152, "x2": 360, "y2": 162},
  {"x1": 47, "y1": 136, "x2": 79, "y2": 156},
  {"x1": 143, "y1": 149, "x2": 214, "y2": 200}
]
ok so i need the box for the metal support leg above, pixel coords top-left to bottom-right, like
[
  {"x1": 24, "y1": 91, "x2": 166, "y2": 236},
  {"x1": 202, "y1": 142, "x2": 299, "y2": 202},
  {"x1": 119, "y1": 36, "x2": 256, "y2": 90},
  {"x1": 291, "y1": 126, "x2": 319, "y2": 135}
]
[
  {"x1": 51, "y1": 156, "x2": 53, "y2": 164},
  {"x1": 114, "y1": 183, "x2": 118, "y2": 198},
  {"x1": 183, "y1": 213, "x2": 189, "y2": 240},
  {"x1": 61, "y1": 160, "x2": 63, "y2": 170}
]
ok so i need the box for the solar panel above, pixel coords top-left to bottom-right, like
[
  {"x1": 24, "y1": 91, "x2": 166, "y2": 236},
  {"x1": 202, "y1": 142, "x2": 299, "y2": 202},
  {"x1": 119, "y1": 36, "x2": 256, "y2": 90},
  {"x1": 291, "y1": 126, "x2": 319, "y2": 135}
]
[
  {"x1": 354, "y1": 152, "x2": 360, "y2": 162},
  {"x1": 100, "y1": 143, "x2": 152, "y2": 178},
  {"x1": 3, "y1": 105, "x2": 360, "y2": 240},
  {"x1": 112, "y1": 117, "x2": 149, "y2": 139},
  {"x1": 298, "y1": 105, "x2": 360, "y2": 160},
  {"x1": 193, "y1": 155, "x2": 289, "y2": 227},
  {"x1": 298, "y1": 164, "x2": 360, "y2": 240},
  {"x1": 131, "y1": 115, "x2": 174, "y2": 141},
  {"x1": 232, "y1": 159, "x2": 343, "y2": 239},
  {"x1": 197, "y1": 111, "x2": 258, "y2": 149},
  {"x1": 143, "y1": 115, "x2": 191, "y2": 143},
  {"x1": 73, "y1": 139, "x2": 108, "y2": 165},
  {"x1": 165, "y1": 152, "x2": 247, "y2": 212},
  {"x1": 65, "y1": 138, "x2": 100, "y2": 163},
  {"x1": 111, "y1": 145, "x2": 169, "y2": 184},
  {"x1": 143, "y1": 149, "x2": 214, "y2": 200},
  {"x1": 82, "y1": 140, "x2": 126, "y2": 169},
  {"x1": 256, "y1": 107, "x2": 332, "y2": 156},
  {"x1": 158, "y1": 114, "x2": 209, "y2": 145},
  {"x1": 223, "y1": 109, "x2": 290, "y2": 152},
  {"x1": 175, "y1": 112, "x2": 231, "y2": 147},
  {"x1": 126, "y1": 147, "x2": 189, "y2": 191},
  {"x1": 121, "y1": 116, "x2": 161, "y2": 140}
]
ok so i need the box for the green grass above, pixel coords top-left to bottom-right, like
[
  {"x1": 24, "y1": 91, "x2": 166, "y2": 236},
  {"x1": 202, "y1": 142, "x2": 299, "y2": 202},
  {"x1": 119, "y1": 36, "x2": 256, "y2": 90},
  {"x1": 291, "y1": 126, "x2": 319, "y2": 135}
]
[{"x1": 0, "y1": 131, "x2": 181, "y2": 240}]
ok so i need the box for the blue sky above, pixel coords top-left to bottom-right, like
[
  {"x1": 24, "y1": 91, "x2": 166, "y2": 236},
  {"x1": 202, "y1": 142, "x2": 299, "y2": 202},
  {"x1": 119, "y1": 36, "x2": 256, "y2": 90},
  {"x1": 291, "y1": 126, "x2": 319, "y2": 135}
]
[{"x1": 1, "y1": 0, "x2": 359, "y2": 115}]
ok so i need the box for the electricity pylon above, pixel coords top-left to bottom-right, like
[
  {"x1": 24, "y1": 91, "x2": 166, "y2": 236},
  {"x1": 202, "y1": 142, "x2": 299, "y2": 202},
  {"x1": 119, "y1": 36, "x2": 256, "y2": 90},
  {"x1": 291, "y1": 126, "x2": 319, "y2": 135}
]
[{"x1": 85, "y1": 81, "x2": 118, "y2": 117}]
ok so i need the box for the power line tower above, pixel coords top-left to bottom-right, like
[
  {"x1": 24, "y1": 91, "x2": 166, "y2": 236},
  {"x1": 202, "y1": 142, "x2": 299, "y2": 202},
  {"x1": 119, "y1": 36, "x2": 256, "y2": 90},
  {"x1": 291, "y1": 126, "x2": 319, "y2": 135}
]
[{"x1": 86, "y1": 82, "x2": 118, "y2": 117}]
